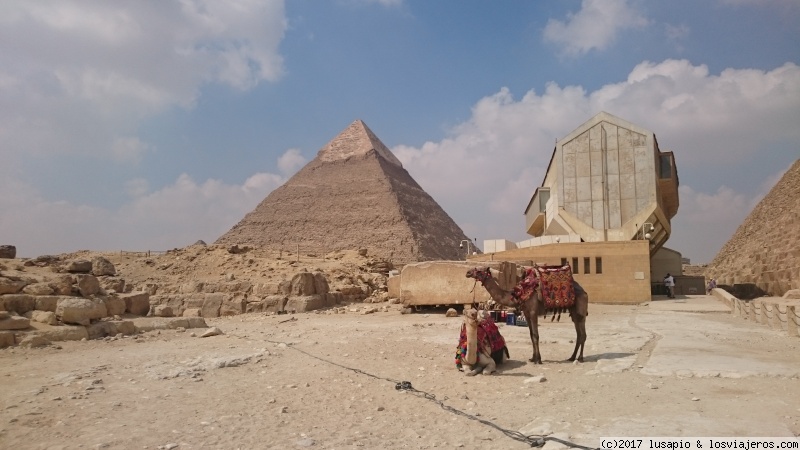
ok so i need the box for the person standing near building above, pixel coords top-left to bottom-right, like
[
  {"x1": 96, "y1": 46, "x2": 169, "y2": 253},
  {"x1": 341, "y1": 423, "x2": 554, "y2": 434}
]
[
  {"x1": 664, "y1": 273, "x2": 675, "y2": 298},
  {"x1": 707, "y1": 278, "x2": 717, "y2": 295}
]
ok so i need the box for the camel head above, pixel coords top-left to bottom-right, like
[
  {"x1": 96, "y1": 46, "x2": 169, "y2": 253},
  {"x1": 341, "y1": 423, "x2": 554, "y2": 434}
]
[
  {"x1": 466, "y1": 267, "x2": 492, "y2": 284},
  {"x1": 463, "y1": 307, "x2": 479, "y2": 323}
]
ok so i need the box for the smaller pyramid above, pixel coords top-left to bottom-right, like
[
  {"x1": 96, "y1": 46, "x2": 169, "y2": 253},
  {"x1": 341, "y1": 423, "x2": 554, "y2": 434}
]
[
  {"x1": 707, "y1": 159, "x2": 800, "y2": 296},
  {"x1": 215, "y1": 120, "x2": 475, "y2": 264}
]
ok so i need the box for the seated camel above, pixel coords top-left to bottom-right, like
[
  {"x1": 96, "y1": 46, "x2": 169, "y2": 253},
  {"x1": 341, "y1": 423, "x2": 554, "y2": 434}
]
[{"x1": 455, "y1": 309, "x2": 509, "y2": 376}]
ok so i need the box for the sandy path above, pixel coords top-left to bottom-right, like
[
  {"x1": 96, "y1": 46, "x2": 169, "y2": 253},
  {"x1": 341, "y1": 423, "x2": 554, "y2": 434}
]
[{"x1": 1, "y1": 297, "x2": 798, "y2": 449}]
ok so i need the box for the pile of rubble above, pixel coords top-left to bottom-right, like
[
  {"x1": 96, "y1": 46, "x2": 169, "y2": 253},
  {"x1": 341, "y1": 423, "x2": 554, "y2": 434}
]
[
  {"x1": 0, "y1": 254, "x2": 190, "y2": 348},
  {"x1": 0, "y1": 244, "x2": 397, "y2": 348}
]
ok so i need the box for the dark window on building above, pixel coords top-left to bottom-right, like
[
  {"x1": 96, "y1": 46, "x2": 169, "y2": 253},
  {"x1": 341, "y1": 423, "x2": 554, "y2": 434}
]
[
  {"x1": 561, "y1": 257, "x2": 567, "y2": 267},
  {"x1": 596, "y1": 257, "x2": 603, "y2": 274},
  {"x1": 660, "y1": 155, "x2": 672, "y2": 179},
  {"x1": 584, "y1": 257, "x2": 590, "y2": 274},
  {"x1": 572, "y1": 257, "x2": 579, "y2": 274}
]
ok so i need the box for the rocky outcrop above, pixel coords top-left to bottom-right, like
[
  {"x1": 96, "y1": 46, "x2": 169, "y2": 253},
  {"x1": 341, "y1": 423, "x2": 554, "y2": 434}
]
[
  {"x1": 707, "y1": 159, "x2": 800, "y2": 297},
  {"x1": 0, "y1": 256, "x2": 155, "y2": 348}
]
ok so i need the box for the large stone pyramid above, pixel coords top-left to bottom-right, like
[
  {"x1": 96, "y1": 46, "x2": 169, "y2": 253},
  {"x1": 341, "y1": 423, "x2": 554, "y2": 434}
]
[
  {"x1": 215, "y1": 120, "x2": 475, "y2": 265},
  {"x1": 707, "y1": 159, "x2": 800, "y2": 296}
]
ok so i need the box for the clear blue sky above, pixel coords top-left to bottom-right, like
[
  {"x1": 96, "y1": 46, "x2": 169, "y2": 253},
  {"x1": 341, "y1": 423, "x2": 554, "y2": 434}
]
[{"x1": 1, "y1": 0, "x2": 799, "y2": 263}]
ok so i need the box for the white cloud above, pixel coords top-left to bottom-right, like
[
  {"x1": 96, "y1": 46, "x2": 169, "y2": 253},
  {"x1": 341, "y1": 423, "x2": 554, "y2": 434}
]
[
  {"x1": 277, "y1": 148, "x2": 308, "y2": 176},
  {"x1": 393, "y1": 60, "x2": 800, "y2": 261},
  {"x1": 0, "y1": 0, "x2": 287, "y2": 165},
  {"x1": 112, "y1": 137, "x2": 151, "y2": 164},
  {"x1": 543, "y1": 0, "x2": 649, "y2": 57},
  {"x1": 0, "y1": 170, "x2": 285, "y2": 257}
]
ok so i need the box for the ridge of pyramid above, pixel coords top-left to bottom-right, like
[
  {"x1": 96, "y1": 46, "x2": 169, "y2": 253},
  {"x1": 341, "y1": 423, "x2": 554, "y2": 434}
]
[
  {"x1": 317, "y1": 120, "x2": 403, "y2": 167},
  {"x1": 708, "y1": 159, "x2": 800, "y2": 296},
  {"x1": 215, "y1": 119, "x2": 474, "y2": 264}
]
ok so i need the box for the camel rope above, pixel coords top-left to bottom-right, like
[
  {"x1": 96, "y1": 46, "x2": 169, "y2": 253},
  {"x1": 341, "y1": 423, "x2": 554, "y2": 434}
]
[{"x1": 222, "y1": 330, "x2": 601, "y2": 448}]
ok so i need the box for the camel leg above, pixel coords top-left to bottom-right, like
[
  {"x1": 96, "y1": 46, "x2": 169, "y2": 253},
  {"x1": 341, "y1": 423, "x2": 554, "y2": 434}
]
[
  {"x1": 482, "y1": 356, "x2": 497, "y2": 375},
  {"x1": 465, "y1": 365, "x2": 484, "y2": 376},
  {"x1": 568, "y1": 313, "x2": 587, "y2": 362},
  {"x1": 524, "y1": 309, "x2": 542, "y2": 364}
]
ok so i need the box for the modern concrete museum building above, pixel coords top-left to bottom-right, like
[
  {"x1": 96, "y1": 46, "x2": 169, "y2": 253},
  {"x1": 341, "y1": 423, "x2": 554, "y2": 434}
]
[{"x1": 475, "y1": 112, "x2": 685, "y2": 303}]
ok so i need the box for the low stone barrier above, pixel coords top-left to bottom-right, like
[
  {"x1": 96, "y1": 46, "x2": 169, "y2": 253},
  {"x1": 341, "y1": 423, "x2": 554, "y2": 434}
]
[{"x1": 712, "y1": 288, "x2": 799, "y2": 338}]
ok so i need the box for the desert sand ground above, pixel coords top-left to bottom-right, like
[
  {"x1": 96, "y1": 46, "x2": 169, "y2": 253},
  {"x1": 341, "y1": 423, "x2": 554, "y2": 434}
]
[{"x1": 1, "y1": 295, "x2": 798, "y2": 450}]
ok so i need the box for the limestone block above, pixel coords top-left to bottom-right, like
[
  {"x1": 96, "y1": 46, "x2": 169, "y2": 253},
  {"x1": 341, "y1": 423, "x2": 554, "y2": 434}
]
[
  {"x1": 220, "y1": 296, "x2": 245, "y2": 316},
  {"x1": 110, "y1": 320, "x2": 135, "y2": 335},
  {"x1": 253, "y1": 282, "x2": 280, "y2": 296},
  {"x1": 101, "y1": 277, "x2": 125, "y2": 294},
  {"x1": 18, "y1": 334, "x2": 50, "y2": 348},
  {"x1": 201, "y1": 293, "x2": 224, "y2": 318},
  {"x1": 184, "y1": 296, "x2": 206, "y2": 309},
  {"x1": 285, "y1": 295, "x2": 324, "y2": 313},
  {"x1": 91, "y1": 256, "x2": 116, "y2": 276},
  {"x1": 103, "y1": 296, "x2": 126, "y2": 316},
  {"x1": 245, "y1": 299, "x2": 265, "y2": 313},
  {"x1": 327, "y1": 292, "x2": 343, "y2": 306},
  {"x1": 0, "y1": 331, "x2": 15, "y2": 348},
  {"x1": 35, "y1": 325, "x2": 89, "y2": 342},
  {"x1": 29, "y1": 310, "x2": 58, "y2": 326},
  {"x1": 2, "y1": 294, "x2": 36, "y2": 314},
  {"x1": 23, "y1": 283, "x2": 54, "y2": 296},
  {"x1": 291, "y1": 273, "x2": 317, "y2": 296},
  {"x1": 76, "y1": 274, "x2": 101, "y2": 297},
  {"x1": 180, "y1": 281, "x2": 204, "y2": 294},
  {"x1": 278, "y1": 280, "x2": 291, "y2": 295},
  {"x1": 166, "y1": 318, "x2": 189, "y2": 329},
  {"x1": 262, "y1": 295, "x2": 288, "y2": 313},
  {"x1": 182, "y1": 308, "x2": 202, "y2": 317},
  {"x1": 313, "y1": 273, "x2": 329, "y2": 295},
  {"x1": 201, "y1": 282, "x2": 219, "y2": 293},
  {"x1": 65, "y1": 260, "x2": 92, "y2": 273},
  {"x1": 56, "y1": 297, "x2": 107, "y2": 326},
  {"x1": 0, "y1": 277, "x2": 26, "y2": 295},
  {"x1": 87, "y1": 321, "x2": 117, "y2": 339},
  {"x1": 50, "y1": 275, "x2": 75, "y2": 295},
  {"x1": 220, "y1": 281, "x2": 252, "y2": 293},
  {"x1": 154, "y1": 305, "x2": 174, "y2": 317},
  {"x1": 120, "y1": 292, "x2": 151, "y2": 316},
  {"x1": 0, "y1": 315, "x2": 30, "y2": 330},
  {"x1": 185, "y1": 317, "x2": 207, "y2": 328},
  {"x1": 35, "y1": 295, "x2": 67, "y2": 312},
  {"x1": 387, "y1": 276, "x2": 401, "y2": 299},
  {"x1": 338, "y1": 284, "x2": 363, "y2": 295}
]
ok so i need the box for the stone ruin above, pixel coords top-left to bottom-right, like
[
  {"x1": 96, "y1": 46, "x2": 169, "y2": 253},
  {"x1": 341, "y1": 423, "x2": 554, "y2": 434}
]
[{"x1": 0, "y1": 255, "x2": 205, "y2": 349}]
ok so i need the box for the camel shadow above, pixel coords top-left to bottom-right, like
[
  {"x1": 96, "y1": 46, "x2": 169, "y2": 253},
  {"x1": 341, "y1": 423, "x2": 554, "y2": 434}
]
[
  {"x1": 498, "y1": 352, "x2": 633, "y2": 369},
  {"x1": 579, "y1": 352, "x2": 635, "y2": 363}
]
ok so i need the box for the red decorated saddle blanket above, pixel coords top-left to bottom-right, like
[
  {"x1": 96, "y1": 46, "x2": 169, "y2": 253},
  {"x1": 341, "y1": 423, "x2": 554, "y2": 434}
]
[
  {"x1": 512, "y1": 268, "x2": 539, "y2": 305},
  {"x1": 536, "y1": 264, "x2": 576, "y2": 310},
  {"x1": 454, "y1": 318, "x2": 506, "y2": 369}
]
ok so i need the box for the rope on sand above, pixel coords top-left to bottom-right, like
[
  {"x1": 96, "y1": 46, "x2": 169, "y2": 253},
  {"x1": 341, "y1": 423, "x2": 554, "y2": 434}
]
[{"x1": 229, "y1": 331, "x2": 594, "y2": 449}]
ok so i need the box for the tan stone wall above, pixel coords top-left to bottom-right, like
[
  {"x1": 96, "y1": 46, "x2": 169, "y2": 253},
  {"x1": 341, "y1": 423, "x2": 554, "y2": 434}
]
[
  {"x1": 469, "y1": 241, "x2": 651, "y2": 304},
  {"x1": 399, "y1": 261, "x2": 514, "y2": 306}
]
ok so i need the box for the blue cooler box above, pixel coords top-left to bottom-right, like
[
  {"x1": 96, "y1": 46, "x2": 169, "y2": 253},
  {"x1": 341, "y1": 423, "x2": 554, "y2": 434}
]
[{"x1": 506, "y1": 313, "x2": 516, "y2": 325}]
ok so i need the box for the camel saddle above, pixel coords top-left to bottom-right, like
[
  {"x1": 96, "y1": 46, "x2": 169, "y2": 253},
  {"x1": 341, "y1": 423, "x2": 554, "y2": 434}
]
[{"x1": 535, "y1": 264, "x2": 576, "y2": 310}]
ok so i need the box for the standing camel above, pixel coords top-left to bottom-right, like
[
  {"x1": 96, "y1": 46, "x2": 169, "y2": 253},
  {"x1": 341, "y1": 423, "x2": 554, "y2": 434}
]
[{"x1": 466, "y1": 266, "x2": 588, "y2": 364}]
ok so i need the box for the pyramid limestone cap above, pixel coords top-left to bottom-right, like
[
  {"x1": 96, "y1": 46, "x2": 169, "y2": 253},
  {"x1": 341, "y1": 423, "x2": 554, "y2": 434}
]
[{"x1": 317, "y1": 120, "x2": 403, "y2": 167}]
